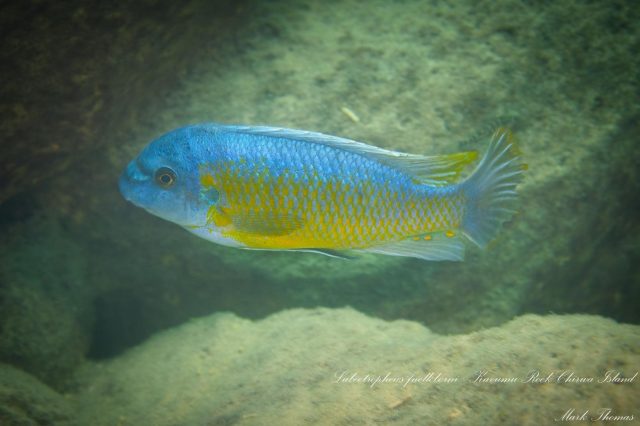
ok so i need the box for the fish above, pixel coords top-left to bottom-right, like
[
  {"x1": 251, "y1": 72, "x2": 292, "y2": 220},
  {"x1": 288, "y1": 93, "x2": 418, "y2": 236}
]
[{"x1": 119, "y1": 124, "x2": 525, "y2": 261}]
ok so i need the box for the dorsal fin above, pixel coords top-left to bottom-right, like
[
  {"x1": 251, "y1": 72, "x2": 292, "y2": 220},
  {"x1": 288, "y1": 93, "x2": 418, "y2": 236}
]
[{"x1": 218, "y1": 125, "x2": 478, "y2": 185}]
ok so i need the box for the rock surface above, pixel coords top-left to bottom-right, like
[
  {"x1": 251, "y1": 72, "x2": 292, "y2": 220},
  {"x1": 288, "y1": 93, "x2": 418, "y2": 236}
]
[
  {"x1": 0, "y1": 363, "x2": 75, "y2": 426},
  {"x1": 70, "y1": 308, "x2": 639, "y2": 425}
]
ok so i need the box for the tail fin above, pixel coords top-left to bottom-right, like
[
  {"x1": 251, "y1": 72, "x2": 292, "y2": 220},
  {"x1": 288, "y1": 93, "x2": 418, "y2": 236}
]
[{"x1": 460, "y1": 128, "x2": 525, "y2": 247}]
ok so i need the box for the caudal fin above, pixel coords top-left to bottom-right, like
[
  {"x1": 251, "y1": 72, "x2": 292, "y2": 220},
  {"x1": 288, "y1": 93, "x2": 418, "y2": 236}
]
[{"x1": 461, "y1": 128, "x2": 525, "y2": 247}]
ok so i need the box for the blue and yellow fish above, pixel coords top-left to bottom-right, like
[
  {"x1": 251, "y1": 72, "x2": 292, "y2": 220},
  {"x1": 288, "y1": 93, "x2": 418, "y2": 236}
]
[{"x1": 119, "y1": 124, "x2": 524, "y2": 261}]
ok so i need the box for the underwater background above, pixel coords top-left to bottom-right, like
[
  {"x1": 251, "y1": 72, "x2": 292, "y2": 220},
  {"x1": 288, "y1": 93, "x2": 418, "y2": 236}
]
[{"x1": 0, "y1": 0, "x2": 638, "y2": 424}]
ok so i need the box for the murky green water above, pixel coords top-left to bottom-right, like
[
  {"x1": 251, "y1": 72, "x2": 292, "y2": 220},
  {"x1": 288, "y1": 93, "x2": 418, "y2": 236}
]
[{"x1": 1, "y1": 1, "x2": 638, "y2": 424}]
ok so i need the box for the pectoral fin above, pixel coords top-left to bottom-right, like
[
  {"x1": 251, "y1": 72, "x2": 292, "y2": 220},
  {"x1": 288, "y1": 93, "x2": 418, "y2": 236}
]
[
  {"x1": 206, "y1": 205, "x2": 232, "y2": 227},
  {"x1": 231, "y1": 211, "x2": 304, "y2": 236}
]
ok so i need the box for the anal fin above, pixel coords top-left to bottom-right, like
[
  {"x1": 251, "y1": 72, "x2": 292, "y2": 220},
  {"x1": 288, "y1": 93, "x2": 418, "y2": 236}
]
[
  {"x1": 242, "y1": 247, "x2": 354, "y2": 259},
  {"x1": 361, "y1": 232, "x2": 465, "y2": 261}
]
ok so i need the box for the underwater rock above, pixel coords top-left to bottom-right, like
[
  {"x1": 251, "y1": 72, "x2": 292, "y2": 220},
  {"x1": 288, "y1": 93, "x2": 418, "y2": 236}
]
[
  {"x1": 0, "y1": 363, "x2": 75, "y2": 426},
  {"x1": 0, "y1": 217, "x2": 92, "y2": 389},
  {"x1": 0, "y1": 0, "x2": 247, "y2": 206},
  {"x1": 72, "y1": 308, "x2": 639, "y2": 425}
]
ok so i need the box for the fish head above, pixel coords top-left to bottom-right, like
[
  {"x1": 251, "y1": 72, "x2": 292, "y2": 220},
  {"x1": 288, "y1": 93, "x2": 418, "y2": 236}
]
[{"x1": 119, "y1": 126, "x2": 212, "y2": 228}]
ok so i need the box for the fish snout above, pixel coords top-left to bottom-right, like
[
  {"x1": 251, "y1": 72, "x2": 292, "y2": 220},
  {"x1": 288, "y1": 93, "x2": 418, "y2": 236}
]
[{"x1": 119, "y1": 160, "x2": 148, "y2": 202}]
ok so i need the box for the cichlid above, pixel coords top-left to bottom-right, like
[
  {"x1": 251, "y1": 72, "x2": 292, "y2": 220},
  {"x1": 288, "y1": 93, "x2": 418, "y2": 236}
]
[{"x1": 119, "y1": 124, "x2": 525, "y2": 261}]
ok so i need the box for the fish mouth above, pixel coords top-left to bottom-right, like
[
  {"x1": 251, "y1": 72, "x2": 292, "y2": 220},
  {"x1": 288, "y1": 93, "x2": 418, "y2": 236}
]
[
  {"x1": 118, "y1": 172, "x2": 131, "y2": 202},
  {"x1": 119, "y1": 160, "x2": 146, "y2": 203}
]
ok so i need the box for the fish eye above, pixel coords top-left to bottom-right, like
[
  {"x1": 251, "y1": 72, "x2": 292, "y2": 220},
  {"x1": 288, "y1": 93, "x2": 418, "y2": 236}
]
[{"x1": 154, "y1": 167, "x2": 177, "y2": 188}]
